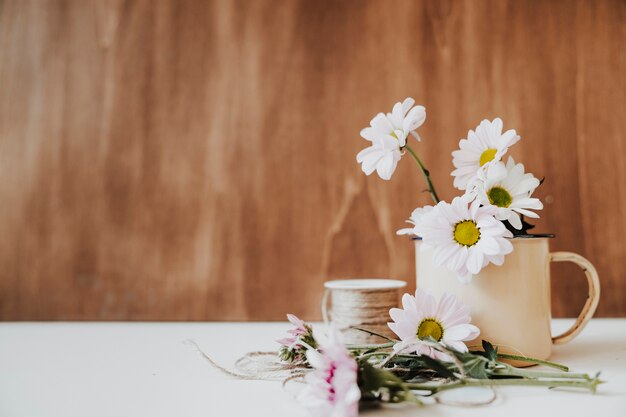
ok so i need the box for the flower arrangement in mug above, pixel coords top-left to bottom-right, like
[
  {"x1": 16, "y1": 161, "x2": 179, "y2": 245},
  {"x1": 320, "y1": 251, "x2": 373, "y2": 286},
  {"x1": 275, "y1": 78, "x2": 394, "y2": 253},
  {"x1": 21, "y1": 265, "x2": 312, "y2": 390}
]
[
  {"x1": 357, "y1": 98, "x2": 544, "y2": 282},
  {"x1": 277, "y1": 290, "x2": 601, "y2": 417}
]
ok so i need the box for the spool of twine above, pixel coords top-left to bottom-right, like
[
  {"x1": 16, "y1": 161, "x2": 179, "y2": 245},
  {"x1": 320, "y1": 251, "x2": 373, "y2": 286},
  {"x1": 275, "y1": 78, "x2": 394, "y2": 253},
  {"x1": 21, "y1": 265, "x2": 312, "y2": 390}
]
[{"x1": 322, "y1": 279, "x2": 407, "y2": 344}]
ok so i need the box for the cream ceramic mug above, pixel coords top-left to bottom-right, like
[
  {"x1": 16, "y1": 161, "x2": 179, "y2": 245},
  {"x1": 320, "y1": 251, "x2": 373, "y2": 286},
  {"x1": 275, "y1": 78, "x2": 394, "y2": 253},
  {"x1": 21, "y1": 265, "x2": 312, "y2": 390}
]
[{"x1": 415, "y1": 236, "x2": 600, "y2": 361}]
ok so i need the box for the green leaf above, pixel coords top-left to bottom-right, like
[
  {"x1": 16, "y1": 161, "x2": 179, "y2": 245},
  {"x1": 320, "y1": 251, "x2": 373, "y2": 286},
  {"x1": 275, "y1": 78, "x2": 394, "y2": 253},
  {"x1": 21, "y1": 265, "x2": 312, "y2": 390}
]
[
  {"x1": 482, "y1": 340, "x2": 498, "y2": 362},
  {"x1": 503, "y1": 215, "x2": 536, "y2": 235},
  {"x1": 462, "y1": 357, "x2": 489, "y2": 379},
  {"x1": 416, "y1": 355, "x2": 457, "y2": 379},
  {"x1": 359, "y1": 361, "x2": 404, "y2": 393},
  {"x1": 359, "y1": 362, "x2": 386, "y2": 393}
]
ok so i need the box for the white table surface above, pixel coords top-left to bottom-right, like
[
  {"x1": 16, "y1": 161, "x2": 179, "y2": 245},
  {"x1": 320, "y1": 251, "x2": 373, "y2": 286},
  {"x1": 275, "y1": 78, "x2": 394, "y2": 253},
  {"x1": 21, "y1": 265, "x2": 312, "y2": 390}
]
[{"x1": 0, "y1": 319, "x2": 625, "y2": 417}]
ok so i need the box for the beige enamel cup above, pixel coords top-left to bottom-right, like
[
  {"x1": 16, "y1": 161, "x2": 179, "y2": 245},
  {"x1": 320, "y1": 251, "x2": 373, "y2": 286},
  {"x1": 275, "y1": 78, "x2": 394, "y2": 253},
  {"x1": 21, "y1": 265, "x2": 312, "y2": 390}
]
[{"x1": 415, "y1": 236, "x2": 600, "y2": 362}]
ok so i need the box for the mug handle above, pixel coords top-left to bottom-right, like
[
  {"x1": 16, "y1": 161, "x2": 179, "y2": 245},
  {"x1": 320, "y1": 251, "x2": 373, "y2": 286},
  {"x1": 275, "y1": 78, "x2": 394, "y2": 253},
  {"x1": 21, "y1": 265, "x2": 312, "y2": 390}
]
[{"x1": 550, "y1": 251, "x2": 601, "y2": 345}]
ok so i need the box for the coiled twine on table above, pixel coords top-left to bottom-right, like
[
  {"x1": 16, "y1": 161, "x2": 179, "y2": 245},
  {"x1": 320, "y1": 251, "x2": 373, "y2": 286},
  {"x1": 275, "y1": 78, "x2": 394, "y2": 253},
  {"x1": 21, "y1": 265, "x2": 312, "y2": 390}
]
[{"x1": 322, "y1": 279, "x2": 406, "y2": 344}]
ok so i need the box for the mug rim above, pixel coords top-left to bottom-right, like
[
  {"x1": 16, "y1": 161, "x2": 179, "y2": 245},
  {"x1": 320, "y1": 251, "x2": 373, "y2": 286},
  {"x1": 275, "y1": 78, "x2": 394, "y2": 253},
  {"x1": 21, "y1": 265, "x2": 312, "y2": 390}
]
[{"x1": 324, "y1": 278, "x2": 407, "y2": 290}]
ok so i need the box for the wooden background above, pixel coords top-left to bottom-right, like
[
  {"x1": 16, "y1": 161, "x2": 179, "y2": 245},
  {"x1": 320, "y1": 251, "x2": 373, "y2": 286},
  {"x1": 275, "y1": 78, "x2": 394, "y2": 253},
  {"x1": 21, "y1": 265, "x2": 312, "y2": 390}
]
[{"x1": 0, "y1": 0, "x2": 624, "y2": 321}]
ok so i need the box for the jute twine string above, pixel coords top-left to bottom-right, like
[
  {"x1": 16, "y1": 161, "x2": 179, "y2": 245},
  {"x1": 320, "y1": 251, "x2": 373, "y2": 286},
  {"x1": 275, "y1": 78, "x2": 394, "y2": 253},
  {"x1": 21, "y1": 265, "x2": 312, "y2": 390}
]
[
  {"x1": 184, "y1": 340, "x2": 307, "y2": 382},
  {"x1": 185, "y1": 282, "x2": 402, "y2": 383},
  {"x1": 322, "y1": 286, "x2": 401, "y2": 344}
]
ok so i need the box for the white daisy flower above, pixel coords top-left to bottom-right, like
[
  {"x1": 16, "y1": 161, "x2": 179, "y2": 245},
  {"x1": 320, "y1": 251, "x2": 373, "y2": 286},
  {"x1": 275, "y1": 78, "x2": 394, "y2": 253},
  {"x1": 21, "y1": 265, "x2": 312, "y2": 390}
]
[
  {"x1": 388, "y1": 289, "x2": 480, "y2": 360},
  {"x1": 360, "y1": 97, "x2": 426, "y2": 145},
  {"x1": 468, "y1": 157, "x2": 544, "y2": 230},
  {"x1": 396, "y1": 205, "x2": 434, "y2": 236},
  {"x1": 356, "y1": 97, "x2": 426, "y2": 180},
  {"x1": 415, "y1": 197, "x2": 513, "y2": 283},
  {"x1": 451, "y1": 118, "x2": 520, "y2": 190},
  {"x1": 356, "y1": 135, "x2": 402, "y2": 180}
]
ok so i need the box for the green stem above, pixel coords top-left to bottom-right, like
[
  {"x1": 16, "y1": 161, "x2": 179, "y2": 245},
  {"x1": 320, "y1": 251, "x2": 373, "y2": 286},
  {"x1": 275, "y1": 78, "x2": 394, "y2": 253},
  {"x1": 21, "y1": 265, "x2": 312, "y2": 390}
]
[
  {"x1": 404, "y1": 144, "x2": 440, "y2": 204},
  {"x1": 350, "y1": 327, "x2": 398, "y2": 343},
  {"x1": 370, "y1": 354, "x2": 578, "y2": 381},
  {"x1": 347, "y1": 342, "x2": 395, "y2": 351},
  {"x1": 404, "y1": 377, "x2": 599, "y2": 394},
  {"x1": 495, "y1": 367, "x2": 592, "y2": 381},
  {"x1": 358, "y1": 352, "x2": 391, "y2": 361},
  {"x1": 494, "y1": 353, "x2": 569, "y2": 372},
  {"x1": 358, "y1": 352, "x2": 426, "y2": 362}
]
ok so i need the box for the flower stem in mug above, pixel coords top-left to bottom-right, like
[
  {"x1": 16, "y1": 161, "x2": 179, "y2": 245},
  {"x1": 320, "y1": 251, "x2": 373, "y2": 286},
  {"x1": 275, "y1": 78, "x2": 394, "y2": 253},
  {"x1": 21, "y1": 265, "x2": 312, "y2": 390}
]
[{"x1": 404, "y1": 144, "x2": 440, "y2": 204}]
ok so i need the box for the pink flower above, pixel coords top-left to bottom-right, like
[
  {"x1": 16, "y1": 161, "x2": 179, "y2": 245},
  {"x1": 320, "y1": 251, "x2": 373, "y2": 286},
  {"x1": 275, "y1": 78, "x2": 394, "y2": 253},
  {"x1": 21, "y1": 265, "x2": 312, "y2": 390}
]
[
  {"x1": 388, "y1": 290, "x2": 480, "y2": 361},
  {"x1": 276, "y1": 314, "x2": 308, "y2": 347},
  {"x1": 277, "y1": 314, "x2": 317, "y2": 364},
  {"x1": 299, "y1": 327, "x2": 360, "y2": 417}
]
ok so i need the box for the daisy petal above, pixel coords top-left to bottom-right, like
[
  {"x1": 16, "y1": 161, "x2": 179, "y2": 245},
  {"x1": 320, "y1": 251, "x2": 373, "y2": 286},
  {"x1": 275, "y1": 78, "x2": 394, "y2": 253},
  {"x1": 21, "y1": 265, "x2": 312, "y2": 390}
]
[{"x1": 444, "y1": 324, "x2": 480, "y2": 342}]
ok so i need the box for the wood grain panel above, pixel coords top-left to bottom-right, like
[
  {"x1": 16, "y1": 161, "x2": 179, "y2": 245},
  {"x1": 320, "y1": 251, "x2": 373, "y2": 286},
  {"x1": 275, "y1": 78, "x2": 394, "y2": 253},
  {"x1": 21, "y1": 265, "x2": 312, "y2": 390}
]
[{"x1": 0, "y1": 0, "x2": 624, "y2": 320}]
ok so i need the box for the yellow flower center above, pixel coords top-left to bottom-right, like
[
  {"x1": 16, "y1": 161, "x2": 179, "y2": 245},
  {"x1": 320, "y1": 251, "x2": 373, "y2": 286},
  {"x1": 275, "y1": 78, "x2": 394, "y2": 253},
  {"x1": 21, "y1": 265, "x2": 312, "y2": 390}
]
[
  {"x1": 479, "y1": 148, "x2": 498, "y2": 166},
  {"x1": 417, "y1": 318, "x2": 444, "y2": 342},
  {"x1": 488, "y1": 186, "x2": 513, "y2": 208},
  {"x1": 453, "y1": 220, "x2": 481, "y2": 247}
]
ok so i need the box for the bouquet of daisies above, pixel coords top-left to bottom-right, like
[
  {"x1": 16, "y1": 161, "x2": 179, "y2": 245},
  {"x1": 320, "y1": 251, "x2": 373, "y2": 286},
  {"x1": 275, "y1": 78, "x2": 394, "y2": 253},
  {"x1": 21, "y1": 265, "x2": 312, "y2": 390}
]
[
  {"x1": 276, "y1": 290, "x2": 600, "y2": 417},
  {"x1": 201, "y1": 98, "x2": 602, "y2": 417},
  {"x1": 357, "y1": 98, "x2": 544, "y2": 282}
]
